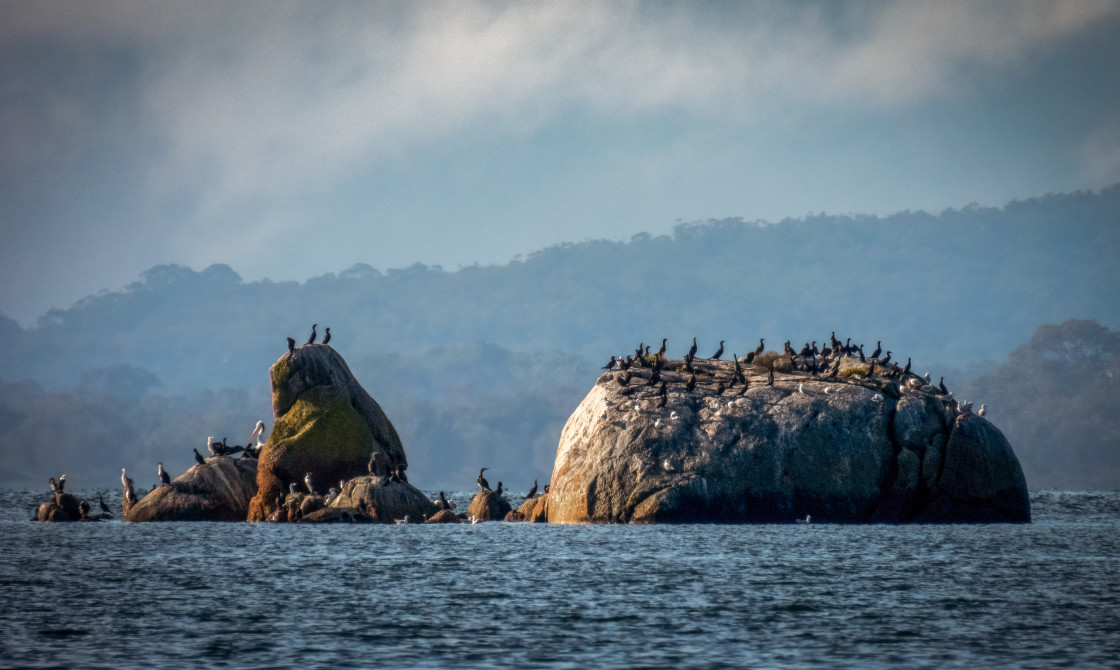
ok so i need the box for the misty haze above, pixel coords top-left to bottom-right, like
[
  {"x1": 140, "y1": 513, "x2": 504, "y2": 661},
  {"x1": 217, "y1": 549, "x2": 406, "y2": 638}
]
[{"x1": 4, "y1": 3, "x2": 1119, "y2": 669}]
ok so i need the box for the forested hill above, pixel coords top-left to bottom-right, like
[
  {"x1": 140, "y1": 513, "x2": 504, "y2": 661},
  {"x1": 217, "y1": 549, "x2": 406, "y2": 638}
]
[
  {"x1": 4, "y1": 185, "x2": 1118, "y2": 393},
  {"x1": 1, "y1": 186, "x2": 1118, "y2": 490}
]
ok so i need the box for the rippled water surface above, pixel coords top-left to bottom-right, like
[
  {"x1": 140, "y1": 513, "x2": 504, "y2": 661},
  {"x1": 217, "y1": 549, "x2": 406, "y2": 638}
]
[{"x1": 1, "y1": 490, "x2": 1118, "y2": 669}]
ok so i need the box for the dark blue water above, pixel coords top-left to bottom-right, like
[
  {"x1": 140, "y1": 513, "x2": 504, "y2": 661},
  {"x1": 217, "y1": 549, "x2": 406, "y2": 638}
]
[{"x1": 1, "y1": 490, "x2": 1118, "y2": 669}]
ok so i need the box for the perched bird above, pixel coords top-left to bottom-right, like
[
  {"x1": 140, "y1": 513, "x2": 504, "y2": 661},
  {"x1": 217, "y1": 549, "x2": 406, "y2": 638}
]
[
  {"x1": 978, "y1": 404, "x2": 988, "y2": 418},
  {"x1": 322, "y1": 327, "x2": 331, "y2": 345},
  {"x1": 306, "y1": 323, "x2": 318, "y2": 346},
  {"x1": 870, "y1": 341, "x2": 882, "y2": 360},
  {"x1": 157, "y1": 463, "x2": 171, "y2": 486},
  {"x1": 206, "y1": 436, "x2": 218, "y2": 457},
  {"x1": 656, "y1": 393, "x2": 667, "y2": 408},
  {"x1": 618, "y1": 356, "x2": 632, "y2": 371},
  {"x1": 656, "y1": 338, "x2": 667, "y2": 360},
  {"x1": 924, "y1": 372, "x2": 932, "y2": 383},
  {"x1": 543, "y1": 484, "x2": 550, "y2": 494},
  {"x1": 56, "y1": 475, "x2": 67, "y2": 493},
  {"x1": 602, "y1": 356, "x2": 618, "y2": 371},
  {"x1": 287, "y1": 337, "x2": 296, "y2": 353},
  {"x1": 495, "y1": 481, "x2": 504, "y2": 497},
  {"x1": 687, "y1": 337, "x2": 698, "y2": 360},
  {"x1": 711, "y1": 340, "x2": 725, "y2": 360},
  {"x1": 436, "y1": 491, "x2": 453, "y2": 510},
  {"x1": 796, "y1": 514, "x2": 812, "y2": 525},
  {"x1": 289, "y1": 482, "x2": 299, "y2": 495},
  {"x1": 477, "y1": 468, "x2": 491, "y2": 490},
  {"x1": 685, "y1": 374, "x2": 696, "y2": 393},
  {"x1": 48, "y1": 477, "x2": 57, "y2": 493},
  {"x1": 880, "y1": 351, "x2": 892, "y2": 367},
  {"x1": 98, "y1": 494, "x2": 111, "y2": 515},
  {"x1": 754, "y1": 339, "x2": 765, "y2": 357},
  {"x1": 124, "y1": 478, "x2": 137, "y2": 505},
  {"x1": 121, "y1": 468, "x2": 129, "y2": 491},
  {"x1": 193, "y1": 448, "x2": 206, "y2": 466},
  {"x1": 247, "y1": 421, "x2": 266, "y2": 448},
  {"x1": 79, "y1": 500, "x2": 91, "y2": 517},
  {"x1": 304, "y1": 472, "x2": 315, "y2": 494},
  {"x1": 901, "y1": 357, "x2": 912, "y2": 377},
  {"x1": 324, "y1": 487, "x2": 339, "y2": 505},
  {"x1": 527, "y1": 479, "x2": 538, "y2": 499},
  {"x1": 858, "y1": 345, "x2": 866, "y2": 363},
  {"x1": 939, "y1": 377, "x2": 949, "y2": 395}
]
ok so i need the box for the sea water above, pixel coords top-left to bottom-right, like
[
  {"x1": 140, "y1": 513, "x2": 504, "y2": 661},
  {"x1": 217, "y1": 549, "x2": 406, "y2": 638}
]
[{"x1": 0, "y1": 490, "x2": 1117, "y2": 669}]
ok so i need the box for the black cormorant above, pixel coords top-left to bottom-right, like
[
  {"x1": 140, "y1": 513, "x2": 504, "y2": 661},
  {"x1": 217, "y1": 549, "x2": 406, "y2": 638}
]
[
  {"x1": 754, "y1": 339, "x2": 765, "y2": 357},
  {"x1": 901, "y1": 357, "x2": 912, "y2": 376},
  {"x1": 687, "y1": 337, "x2": 698, "y2": 360},
  {"x1": 287, "y1": 337, "x2": 296, "y2": 353},
  {"x1": 602, "y1": 356, "x2": 617, "y2": 371},
  {"x1": 56, "y1": 475, "x2": 67, "y2": 493},
  {"x1": 744, "y1": 351, "x2": 756, "y2": 365},
  {"x1": 322, "y1": 327, "x2": 331, "y2": 345},
  {"x1": 158, "y1": 463, "x2": 171, "y2": 486},
  {"x1": 306, "y1": 324, "x2": 318, "y2": 345},
  {"x1": 495, "y1": 481, "x2": 504, "y2": 497},
  {"x1": 880, "y1": 351, "x2": 892, "y2": 366},
  {"x1": 527, "y1": 479, "x2": 538, "y2": 498},
  {"x1": 656, "y1": 338, "x2": 667, "y2": 360},
  {"x1": 477, "y1": 468, "x2": 490, "y2": 490},
  {"x1": 193, "y1": 448, "x2": 206, "y2": 466},
  {"x1": 711, "y1": 341, "x2": 725, "y2": 360},
  {"x1": 858, "y1": 345, "x2": 866, "y2": 363},
  {"x1": 939, "y1": 377, "x2": 948, "y2": 395},
  {"x1": 871, "y1": 341, "x2": 882, "y2": 359},
  {"x1": 543, "y1": 484, "x2": 550, "y2": 494},
  {"x1": 99, "y1": 494, "x2": 111, "y2": 515}
]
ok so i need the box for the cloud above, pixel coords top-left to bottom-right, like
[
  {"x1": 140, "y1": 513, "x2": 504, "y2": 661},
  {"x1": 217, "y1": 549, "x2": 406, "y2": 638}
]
[{"x1": 3, "y1": 0, "x2": 1118, "y2": 215}]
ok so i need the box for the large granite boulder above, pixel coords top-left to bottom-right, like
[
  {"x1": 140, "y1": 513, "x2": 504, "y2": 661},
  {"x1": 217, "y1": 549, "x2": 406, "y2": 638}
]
[
  {"x1": 37, "y1": 493, "x2": 83, "y2": 522},
  {"x1": 248, "y1": 344, "x2": 406, "y2": 521},
  {"x1": 329, "y1": 475, "x2": 438, "y2": 523},
  {"x1": 124, "y1": 456, "x2": 258, "y2": 522},
  {"x1": 546, "y1": 356, "x2": 1030, "y2": 523}
]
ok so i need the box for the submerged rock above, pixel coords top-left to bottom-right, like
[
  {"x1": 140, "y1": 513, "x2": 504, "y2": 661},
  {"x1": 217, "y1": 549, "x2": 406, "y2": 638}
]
[
  {"x1": 546, "y1": 357, "x2": 1030, "y2": 523},
  {"x1": 248, "y1": 344, "x2": 407, "y2": 521},
  {"x1": 425, "y1": 509, "x2": 461, "y2": 524},
  {"x1": 124, "y1": 456, "x2": 258, "y2": 522}
]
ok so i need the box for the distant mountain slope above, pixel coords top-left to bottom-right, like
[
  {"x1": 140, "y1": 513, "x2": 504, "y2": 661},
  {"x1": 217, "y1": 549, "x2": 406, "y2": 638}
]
[{"x1": 1, "y1": 186, "x2": 1118, "y2": 490}]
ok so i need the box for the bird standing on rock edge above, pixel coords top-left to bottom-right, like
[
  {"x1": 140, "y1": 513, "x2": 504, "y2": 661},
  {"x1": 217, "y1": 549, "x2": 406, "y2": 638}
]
[
  {"x1": 477, "y1": 468, "x2": 490, "y2": 490},
  {"x1": 711, "y1": 340, "x2": 725, "y2": 360},
  {"x1": 286, "y1": 337, "x2": 296, "y2": 353},
  {"x1": 306, "y1": 324, "x2": 318, "y2": 346}
]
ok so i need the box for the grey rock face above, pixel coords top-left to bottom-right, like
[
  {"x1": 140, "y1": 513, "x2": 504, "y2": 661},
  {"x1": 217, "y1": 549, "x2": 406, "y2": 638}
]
[
  {"x1": 124, "y1": 456, "x2": 258, "y2": 522},
  {"x1": 547, "y1": 358, "x2": 1031, "y2": 523}
]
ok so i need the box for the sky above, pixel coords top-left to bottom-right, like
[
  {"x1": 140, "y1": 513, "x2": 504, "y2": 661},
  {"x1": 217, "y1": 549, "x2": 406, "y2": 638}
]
[{"x1": 1, "y1": 0, "x2": 1119, "y2": 326}]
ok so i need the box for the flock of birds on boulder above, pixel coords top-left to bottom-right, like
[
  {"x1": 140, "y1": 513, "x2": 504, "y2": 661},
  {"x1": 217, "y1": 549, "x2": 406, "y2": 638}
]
[{"x1": 598, "y1": 332, "x2": 988, "y2": 418}]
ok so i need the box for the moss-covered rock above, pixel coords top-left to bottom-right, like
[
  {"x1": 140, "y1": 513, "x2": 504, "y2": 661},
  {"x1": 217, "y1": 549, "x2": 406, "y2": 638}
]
[
  {"x1": 248, "y1": 344, "x2": 406, "y2": 521},
  {"x1": 125, "y1": 456, "x2": 258, "y2": 522}
]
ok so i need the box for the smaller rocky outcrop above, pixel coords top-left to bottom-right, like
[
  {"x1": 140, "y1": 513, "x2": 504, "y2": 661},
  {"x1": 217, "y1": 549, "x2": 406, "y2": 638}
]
[
  {"x1": 505, "y1": 496, "x2": 544, "y2": 522},
  {"x1": 37, "y1": 493, "x2": 83, "y2": 522},
  {"x1": 124, "y1": 456, "x2": 258, "y2": 522},
  {"x1": 467, "y1": 490, "x2": 512, "y2": 522},
  {"x1": 330, "y1": 476, "x2": 438, "y2": 523}
]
